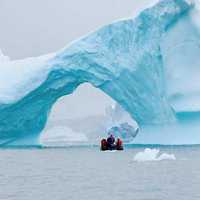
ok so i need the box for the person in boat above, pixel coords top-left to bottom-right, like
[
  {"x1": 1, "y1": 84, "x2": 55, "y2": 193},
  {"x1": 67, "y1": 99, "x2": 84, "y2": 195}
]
[
  {"x1": 116, "y1": 138, "x2": 123, "y2": 150},
  {"x1": 107, "y1": 134, "x2": 116, "y2": 150},
  {"x1": 101, "y1": 139, "x2": 108, "y2": 151}
]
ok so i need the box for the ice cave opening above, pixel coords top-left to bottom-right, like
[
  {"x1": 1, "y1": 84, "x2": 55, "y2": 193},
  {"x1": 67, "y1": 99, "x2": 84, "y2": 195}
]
[{"x1": 39, "y1": 83, "x2": 138, "y2": 146}]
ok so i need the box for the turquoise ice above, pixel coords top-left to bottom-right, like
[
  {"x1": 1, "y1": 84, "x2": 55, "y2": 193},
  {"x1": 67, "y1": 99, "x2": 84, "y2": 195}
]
[{"x1": 0, "y1": 0, "x2": 200, "y2": 146}]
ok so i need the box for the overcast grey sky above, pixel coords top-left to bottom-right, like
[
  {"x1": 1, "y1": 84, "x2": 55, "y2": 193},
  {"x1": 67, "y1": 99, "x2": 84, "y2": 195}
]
[{"x1": 0, "y1": 0, "x2": 155, "y2": 60}]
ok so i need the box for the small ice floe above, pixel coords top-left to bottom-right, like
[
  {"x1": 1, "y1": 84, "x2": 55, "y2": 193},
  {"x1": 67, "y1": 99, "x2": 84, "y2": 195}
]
[{"x1": 133, "y1": 148, "x2": 176, "y2": 162}]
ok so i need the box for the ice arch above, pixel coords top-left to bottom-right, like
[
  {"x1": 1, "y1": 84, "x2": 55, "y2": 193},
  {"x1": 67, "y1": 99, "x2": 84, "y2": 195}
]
[
  {"x1": 0, "y1": 0, "x2": 198, "y2": 146},
  {"x1": 40, "y1": 83, "x2": 138, "y2": 145}
]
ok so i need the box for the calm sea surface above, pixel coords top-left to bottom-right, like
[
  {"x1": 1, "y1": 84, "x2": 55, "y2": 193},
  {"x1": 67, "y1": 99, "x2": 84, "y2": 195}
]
[{"x1": 0, "y1": 146, "x2": 200, "y2": 200}]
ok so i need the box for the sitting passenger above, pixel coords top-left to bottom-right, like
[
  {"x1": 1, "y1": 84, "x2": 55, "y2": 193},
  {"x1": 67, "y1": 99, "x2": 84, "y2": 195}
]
[
  {"x1": 101, "y1": 139, "x2": 108, "y2": 151},
  {"x1": 116, "y1": 138, "x2": 123, "y2": 150},
  {"x1": 107, "y1": 134, "x2": 116, "y2": 150}
]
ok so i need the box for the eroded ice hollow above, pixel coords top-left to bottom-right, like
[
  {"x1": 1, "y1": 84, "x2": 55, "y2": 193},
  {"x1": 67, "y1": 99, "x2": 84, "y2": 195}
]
[{"x1": 1, "y1": 0, "x2": 200, "y2": 146}]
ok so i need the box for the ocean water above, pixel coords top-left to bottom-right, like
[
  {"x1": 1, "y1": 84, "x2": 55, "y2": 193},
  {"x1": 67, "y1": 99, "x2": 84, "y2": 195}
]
[{"x1": 0, "y1": 146, "x2": 200, "y2": 200}]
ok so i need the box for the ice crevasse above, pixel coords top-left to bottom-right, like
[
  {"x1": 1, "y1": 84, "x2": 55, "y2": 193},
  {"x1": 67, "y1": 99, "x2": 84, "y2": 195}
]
[{"x1": 0, "y1": 0, "x2": 200, "y2": 146}]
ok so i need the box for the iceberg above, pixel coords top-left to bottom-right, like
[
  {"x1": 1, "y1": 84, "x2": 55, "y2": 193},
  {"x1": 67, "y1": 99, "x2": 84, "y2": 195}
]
[
  {"x1": 107, "y1": 123, "x2": 139, "y2": 143},
  {"x1": 40, "y1": 126, "x2": 88, "y2": 146},
  {"x1": 0, "y1": 49, "x2": 10, "y2": 63},
  {"x1": 0, "y1": 0, "x2": 200, "y2": 146}
]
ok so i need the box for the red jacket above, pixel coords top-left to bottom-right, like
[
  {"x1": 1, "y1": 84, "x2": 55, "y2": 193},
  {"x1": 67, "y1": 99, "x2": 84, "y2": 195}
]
[{"x1": 117, "y1": 138, "x2": 122, "y2": 146}]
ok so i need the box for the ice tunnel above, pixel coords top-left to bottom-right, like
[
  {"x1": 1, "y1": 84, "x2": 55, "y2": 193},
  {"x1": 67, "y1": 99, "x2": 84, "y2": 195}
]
[{"x1": 0, "y1": 0, "x2": 200, "y2": 146}]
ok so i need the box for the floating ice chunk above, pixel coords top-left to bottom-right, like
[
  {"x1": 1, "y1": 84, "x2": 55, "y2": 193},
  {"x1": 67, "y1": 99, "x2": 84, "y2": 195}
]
[
  {"x1": 133, "y1": 148, "x2": 176, "y2": 162},
  {"x1": 157, "y1": 153, "x2": 176, "y2": 161},
  {"x1": 133, "y1": 148, "x2": 160, "y2": 161}
]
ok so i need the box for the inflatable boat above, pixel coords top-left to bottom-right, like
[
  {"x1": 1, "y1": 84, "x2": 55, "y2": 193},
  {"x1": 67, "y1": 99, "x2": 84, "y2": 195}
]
[{"x1": 100, "y1": 138, "x2": 123, "y2": 151}]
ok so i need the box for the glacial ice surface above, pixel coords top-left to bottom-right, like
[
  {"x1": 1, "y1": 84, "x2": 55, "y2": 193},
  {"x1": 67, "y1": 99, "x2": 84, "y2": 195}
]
[
  {"x1": 40, "y1": 126, "x2": 88, "y2": 146},
  {"x1": 0, "y1": 0, "x2": 200, "y2": 146},
  {"x1": 0, "y1": 49, "x2": 10, "y2": 63}
]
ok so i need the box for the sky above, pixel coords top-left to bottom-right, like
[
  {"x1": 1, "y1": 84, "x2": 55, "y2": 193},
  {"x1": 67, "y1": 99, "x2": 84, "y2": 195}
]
[{"x1": 0, "y1": 0, "x2": 156, "y2": 60}]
